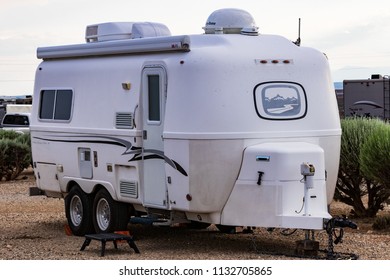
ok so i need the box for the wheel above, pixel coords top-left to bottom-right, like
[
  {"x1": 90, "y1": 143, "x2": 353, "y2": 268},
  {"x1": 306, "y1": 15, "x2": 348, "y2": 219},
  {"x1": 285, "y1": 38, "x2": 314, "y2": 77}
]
[
  {"x1": 65, "y1": 186, "x2": 94, "y2": 236},
  {"x1": 92, "y1": 188, "x2": 130, "y2": 233}
]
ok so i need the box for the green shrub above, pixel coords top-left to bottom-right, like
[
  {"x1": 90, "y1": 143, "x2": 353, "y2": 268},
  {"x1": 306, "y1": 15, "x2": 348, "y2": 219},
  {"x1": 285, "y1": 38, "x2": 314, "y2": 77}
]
[
  {"x1": 336, "y1": 117, "x2": 388, "y2": 217},
  {"x1": 372, "y1": 215, "x2": 390, "y2": 230},
  {"x1": 360, "y1": 123, "x2": 390, "y2": 190},
  {"x1": 0, "y1": 130, "x2": 31, "y2": 181}
]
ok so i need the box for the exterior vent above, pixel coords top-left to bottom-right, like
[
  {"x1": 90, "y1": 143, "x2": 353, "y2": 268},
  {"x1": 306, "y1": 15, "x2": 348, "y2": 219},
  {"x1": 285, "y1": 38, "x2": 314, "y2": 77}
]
[
  {"x1": 120, "y1": 180, "x2": 138, "y2": 198},
  {"x1": 115, "y1": 112, "x2": 133, "y2": 129}
]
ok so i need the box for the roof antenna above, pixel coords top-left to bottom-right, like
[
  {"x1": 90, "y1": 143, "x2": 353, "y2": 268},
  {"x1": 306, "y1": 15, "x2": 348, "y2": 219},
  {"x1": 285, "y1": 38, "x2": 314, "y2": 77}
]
[{"x1": 294, "y1": 18, "x2": 301, "y2": 46}]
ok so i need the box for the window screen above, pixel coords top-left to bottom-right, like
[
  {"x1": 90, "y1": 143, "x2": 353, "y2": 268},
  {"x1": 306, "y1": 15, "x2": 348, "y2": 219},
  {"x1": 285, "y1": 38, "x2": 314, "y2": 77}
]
[
  {"x1": 54, "y1": 90, "x2": 72, "y2": 120},
  {"x1": 39, "y1": 89, "x2": 73, "y2": 121},
  {"x1": 39, "y1": 90, "x2": 55, "y2": 119}
]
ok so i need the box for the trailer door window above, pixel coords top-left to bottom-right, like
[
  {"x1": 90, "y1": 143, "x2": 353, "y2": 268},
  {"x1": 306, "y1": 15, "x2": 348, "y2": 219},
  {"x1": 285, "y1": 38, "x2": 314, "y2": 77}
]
[
  {"x1": 39, "y1": 89, "x2": 73, "y2": 121},
  {"x1": 148, "y1": 75, "x2": 161, "y2": 122},
  {"x1": 254, "y1": 82, "x2": 307, "y2": 120}
]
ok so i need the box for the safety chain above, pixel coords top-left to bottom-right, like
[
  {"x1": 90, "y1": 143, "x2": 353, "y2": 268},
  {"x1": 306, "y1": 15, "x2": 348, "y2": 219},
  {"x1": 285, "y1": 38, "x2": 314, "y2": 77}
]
[
  {"x1": 327, "y1": 228, "x2": 335, "y2": 259},
  {"x1": 324, "y1": 217, "x2": 359, "y2": 260}
]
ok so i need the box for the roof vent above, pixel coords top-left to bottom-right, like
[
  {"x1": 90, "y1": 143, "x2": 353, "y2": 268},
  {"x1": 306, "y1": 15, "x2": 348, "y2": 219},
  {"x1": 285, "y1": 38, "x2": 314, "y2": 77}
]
[
  {"x1": 203, "y1": 8, "x2": 259, "y2": 35},
  {"x1": 85, "y1": 22, "x2": 171, "y2": 43}
]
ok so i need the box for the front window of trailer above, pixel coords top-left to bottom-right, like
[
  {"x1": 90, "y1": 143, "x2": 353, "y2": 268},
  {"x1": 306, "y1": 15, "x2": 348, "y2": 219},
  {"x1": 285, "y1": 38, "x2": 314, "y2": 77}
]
[{"x1": 254, "y1": 82, "x2": 307, "y2": 120}]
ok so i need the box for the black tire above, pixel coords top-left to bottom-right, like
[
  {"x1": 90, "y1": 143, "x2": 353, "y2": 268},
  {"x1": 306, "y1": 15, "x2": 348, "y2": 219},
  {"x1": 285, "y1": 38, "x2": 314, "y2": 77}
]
[
  {"x1": 92, "y1": 188, "x2": 130, "y2": 233},
  {"x1": 65, "y1": 186, "x2": 94, "y2": 236}
]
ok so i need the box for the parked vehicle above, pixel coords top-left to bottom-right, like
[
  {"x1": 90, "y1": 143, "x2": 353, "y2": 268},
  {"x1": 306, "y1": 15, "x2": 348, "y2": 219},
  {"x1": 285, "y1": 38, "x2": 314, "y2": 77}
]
[
  {"x1": 30, "y1": 9, "x2": 343, "y2": 238},
  {"x1": 1, "y1": 112, "x2": 30, "y2": 133},
  {"x1": 342, "y1": 74, "x2": 390, "y2": 120}
]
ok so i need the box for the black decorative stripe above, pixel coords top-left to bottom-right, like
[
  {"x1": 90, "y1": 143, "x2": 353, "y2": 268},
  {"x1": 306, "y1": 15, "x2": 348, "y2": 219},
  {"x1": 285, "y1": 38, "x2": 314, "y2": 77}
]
[
  {"x1": 33, "y1": 136, "x2": 126, "y2": 147},
  {"x1": 32, "y1": 135, "x2": 188, "y2": 177}
]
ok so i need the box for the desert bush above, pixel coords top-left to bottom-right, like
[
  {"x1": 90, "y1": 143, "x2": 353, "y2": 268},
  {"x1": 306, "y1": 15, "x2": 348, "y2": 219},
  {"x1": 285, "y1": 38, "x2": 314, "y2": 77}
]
[
  {"x1": 360, "y1": 123, "x2": 390, "y2": 193},
  {"x1": 372, "y1": 215, "x2": 390, "y2": 230},
  {"x1": 336, "y1": 118, "x2": 389, "y2": 217},
  {"x1": 0, "y1": 130, "x2": 31, "y2": 181}
]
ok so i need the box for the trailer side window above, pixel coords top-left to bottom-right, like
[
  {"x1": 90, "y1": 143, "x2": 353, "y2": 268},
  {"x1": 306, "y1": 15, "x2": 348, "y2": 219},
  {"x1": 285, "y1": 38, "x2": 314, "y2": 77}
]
[
  {"x1": 254, "y1": 82, "x2": 307, "y2": 120},
  {"x1": 39, "y1": 89, "x2": 73, "y2": 121}
]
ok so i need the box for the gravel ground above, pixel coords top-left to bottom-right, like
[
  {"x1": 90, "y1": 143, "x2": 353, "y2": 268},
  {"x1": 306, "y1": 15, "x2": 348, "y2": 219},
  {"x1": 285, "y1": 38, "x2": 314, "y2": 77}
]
[{"x1": 1, "y1": 169, "x2": 390, "y2": 260}]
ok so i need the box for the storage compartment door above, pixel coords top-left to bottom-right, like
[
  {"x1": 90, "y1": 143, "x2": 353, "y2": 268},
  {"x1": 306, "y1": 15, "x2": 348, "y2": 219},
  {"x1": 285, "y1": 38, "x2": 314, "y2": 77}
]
[
  {"x1": 78, "y1": 148, "x2": 93, "y2": 179},
  {"x1": 36, "y1": 163, "x2": 60, "y2": 193}
]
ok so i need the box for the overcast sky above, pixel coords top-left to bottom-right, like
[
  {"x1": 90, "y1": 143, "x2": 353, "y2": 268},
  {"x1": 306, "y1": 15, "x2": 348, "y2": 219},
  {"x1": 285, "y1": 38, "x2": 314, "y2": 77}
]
[{"x1": 1, "y1": 0, "x2": 390, "y2": 96}]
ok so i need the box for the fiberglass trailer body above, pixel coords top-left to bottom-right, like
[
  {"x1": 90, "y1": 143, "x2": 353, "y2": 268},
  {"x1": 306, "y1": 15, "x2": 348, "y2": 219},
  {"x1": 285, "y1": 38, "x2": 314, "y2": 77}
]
[{"x1": 30, "y1": 9, "x2": 342, "y2": 237}]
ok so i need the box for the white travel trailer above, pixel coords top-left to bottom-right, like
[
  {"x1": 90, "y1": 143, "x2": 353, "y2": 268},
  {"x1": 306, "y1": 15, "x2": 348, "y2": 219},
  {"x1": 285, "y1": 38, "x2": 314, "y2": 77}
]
[{"x1": 31, "y1": 9, "x2": 343, "y2": 238}]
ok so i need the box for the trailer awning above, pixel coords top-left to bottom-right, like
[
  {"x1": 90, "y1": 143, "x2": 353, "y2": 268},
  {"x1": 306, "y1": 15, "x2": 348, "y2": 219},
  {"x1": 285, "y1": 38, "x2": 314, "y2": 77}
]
[{"x1": 37, "y1": 35, "x2": 191, "y2": 60}]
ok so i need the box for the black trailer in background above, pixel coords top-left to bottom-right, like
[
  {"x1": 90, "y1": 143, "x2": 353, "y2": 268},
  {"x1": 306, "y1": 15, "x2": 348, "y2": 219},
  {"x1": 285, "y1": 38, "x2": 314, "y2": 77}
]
[{"x1": 342, "y1": 74, "x2": 390, "y2": 120}]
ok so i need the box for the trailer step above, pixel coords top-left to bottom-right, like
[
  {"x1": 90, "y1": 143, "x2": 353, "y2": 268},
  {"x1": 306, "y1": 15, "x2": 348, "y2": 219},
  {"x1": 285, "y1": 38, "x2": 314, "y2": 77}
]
[{"x1": 80, "y1": 233, "x2": 140, "y2": 257}]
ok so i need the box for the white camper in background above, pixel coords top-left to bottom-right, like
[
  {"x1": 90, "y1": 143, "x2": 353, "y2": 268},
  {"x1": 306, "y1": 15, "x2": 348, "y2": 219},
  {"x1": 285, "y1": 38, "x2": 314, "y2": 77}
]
[
  {"x1": 5, "y1": 104, "x2": 32, "y2": 114},
  {"x1": 31, "y1": 9, "x2": 343, "y2": 238}
]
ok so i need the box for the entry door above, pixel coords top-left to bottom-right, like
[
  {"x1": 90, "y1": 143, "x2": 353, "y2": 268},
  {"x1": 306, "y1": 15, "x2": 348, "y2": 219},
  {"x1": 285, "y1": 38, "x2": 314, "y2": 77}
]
[{"x1": 142, "y1": 66, "x2": 168, "y2": 208}]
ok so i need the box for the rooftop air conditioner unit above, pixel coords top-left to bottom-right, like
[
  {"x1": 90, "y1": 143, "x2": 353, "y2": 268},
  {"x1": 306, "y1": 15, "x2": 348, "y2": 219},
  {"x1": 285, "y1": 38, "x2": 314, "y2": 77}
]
[{"x1": 85, "y1": 22, "x2": 171, "y2": 43}]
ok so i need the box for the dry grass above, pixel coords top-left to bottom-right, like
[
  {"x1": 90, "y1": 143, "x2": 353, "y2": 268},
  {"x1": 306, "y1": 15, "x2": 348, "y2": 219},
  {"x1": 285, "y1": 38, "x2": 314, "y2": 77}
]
[{"x1": 0, "y1": 169, "x2": 389, "y2": 260}]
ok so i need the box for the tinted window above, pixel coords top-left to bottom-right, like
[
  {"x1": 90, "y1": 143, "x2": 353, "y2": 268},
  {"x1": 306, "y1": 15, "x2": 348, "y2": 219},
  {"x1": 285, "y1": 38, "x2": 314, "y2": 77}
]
[
  {"x1": 2, "y1": 115, "x2": 29, "y2": 126},
  {"x1": 39, "y1": 89, "x2": 73, "y2": 121},
  {"x1": 39, "y1": 90, "x2": 55, "y2": 119},
  {"x1": 148, "y1": 75, "x2": 160, "y2": 122},
  {"x1": 54, "y1": 90, "x2": 73, "y2": 120}
]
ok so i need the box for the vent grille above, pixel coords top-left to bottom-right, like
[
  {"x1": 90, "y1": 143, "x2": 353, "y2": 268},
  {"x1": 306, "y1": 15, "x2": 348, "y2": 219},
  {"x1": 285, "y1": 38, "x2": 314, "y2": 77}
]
[
  {"x1": 116, "y1": 113, "x2": 133, "y2": 129},
  {"x1": 120, "y1": 180, "x2": 138, "y2": 198}
]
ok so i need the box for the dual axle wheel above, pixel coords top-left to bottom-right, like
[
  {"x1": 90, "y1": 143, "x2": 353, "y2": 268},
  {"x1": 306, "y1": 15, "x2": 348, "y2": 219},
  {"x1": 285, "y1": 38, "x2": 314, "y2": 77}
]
[{"x1": 65, "y1": 186, "x2": 130, "y2": 236}]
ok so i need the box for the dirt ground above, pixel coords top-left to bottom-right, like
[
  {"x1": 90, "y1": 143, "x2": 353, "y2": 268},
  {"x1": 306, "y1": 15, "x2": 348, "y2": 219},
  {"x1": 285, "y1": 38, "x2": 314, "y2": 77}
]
[{"x1": 1, "y1": 169, "x2": 389, "y2": 260}]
